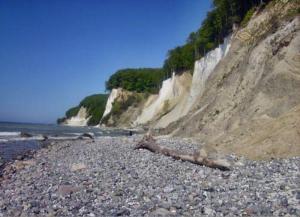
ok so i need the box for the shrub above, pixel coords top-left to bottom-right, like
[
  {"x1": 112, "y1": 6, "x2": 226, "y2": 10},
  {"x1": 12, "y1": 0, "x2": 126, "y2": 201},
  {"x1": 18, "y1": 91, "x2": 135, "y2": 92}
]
[{"x1": 241, "y1": 8, "x2": 256, "y2": 27}]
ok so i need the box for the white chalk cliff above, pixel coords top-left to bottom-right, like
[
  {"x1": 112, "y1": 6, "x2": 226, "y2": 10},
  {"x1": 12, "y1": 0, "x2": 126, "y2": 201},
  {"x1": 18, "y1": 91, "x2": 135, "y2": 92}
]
[
  {"x1": 101, "y1": 88, "x2": 121, "y2": 121},
  {"x1": 134, "y1": 72, "x2": 192, "y2": 125},
  {"x1": 64, "y1": 106, "x2": 90, "y2": 126},
  {"x1": 188, "y1": 36, "x2": 231, "y2": 111},
  {"x1": 154, "y1": 36, "x2": 232, "y2": 128}
]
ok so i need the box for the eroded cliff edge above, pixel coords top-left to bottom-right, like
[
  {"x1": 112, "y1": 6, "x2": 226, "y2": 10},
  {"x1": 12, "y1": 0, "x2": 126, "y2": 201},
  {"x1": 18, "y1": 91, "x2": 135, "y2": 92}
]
[{"x1": 162, "y1": 2, "x2": 300, "y2": 159}]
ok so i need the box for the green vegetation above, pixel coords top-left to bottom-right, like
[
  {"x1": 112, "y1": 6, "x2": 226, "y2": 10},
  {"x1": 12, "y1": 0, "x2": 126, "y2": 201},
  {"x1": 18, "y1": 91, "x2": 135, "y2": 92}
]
[
  {"x1": 284, "y1": 6, "x2": 300, "y2": 19},
  {"x1": 163, "y1": 0, "x2": 271, "y2": 74},
  {"x1": 101, "y1": 92, "x2": 146, "y2": 126},
  {"x1": 111, "y1": 95, "x2": 141, "y2": 116},
  {"x1": 241, "y1": 8, "x2": 256, "y2": 27},
  {"x1": 66, "y1": 107, "x2": 80, "y2": 119},
  {"x1": 57, "y1": 94, "x2": 108, "y2": 126},
  {"x1": 105, "y1": 68, "x2": 165, "y2": 94}
]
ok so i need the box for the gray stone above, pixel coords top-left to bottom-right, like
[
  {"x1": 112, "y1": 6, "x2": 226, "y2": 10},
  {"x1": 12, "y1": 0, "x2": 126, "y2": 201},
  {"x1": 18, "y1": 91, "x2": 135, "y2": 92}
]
[
  {"x1": 0, "y1": 137, "x2": 299, "y2": 217},
  {"x1": 163, "y1": 186, "x2": 174, "y2": 193},
  {"x1": 151, "y1": 208, "x2": 172, "y2": 216}
]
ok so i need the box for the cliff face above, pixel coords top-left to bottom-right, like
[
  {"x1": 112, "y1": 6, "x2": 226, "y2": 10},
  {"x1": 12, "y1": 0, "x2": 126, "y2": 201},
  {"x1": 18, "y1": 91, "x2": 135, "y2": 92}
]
[
  {"x1": 134, "y1": 72, "x2": 192, "y2": 127},
  {"x1": 99, "y1": 1, "x2": 299, "y2": 159},
  {"x1": 100, "y1": 88, "x2": 150, "y2": 127},
  {"x1": 64, "y1": 106, "x2": 90, "y2": 126},
  {"x1": 162, "y1": 1, "x2": 300, "y2": 159},
  {"x1": 152, "y1": 36, "x2": 232, "y2": 129}
]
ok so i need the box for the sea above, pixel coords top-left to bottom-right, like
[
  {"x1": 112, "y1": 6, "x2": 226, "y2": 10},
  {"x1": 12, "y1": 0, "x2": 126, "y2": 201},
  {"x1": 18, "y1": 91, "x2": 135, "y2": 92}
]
[{"x1": 0, "y1": 122, "x2": 131, "y2": 163}]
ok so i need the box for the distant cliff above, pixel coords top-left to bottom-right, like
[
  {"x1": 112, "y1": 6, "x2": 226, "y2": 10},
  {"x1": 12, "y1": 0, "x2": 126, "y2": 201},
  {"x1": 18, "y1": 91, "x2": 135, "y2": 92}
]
[{"x1": 58, "y1": 94, "x2": 108, "y2": 126}]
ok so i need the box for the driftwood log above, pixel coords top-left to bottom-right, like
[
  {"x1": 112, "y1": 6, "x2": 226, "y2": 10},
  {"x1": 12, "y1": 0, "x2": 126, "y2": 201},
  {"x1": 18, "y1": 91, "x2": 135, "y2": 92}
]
[{"x1": 134, "y1": 134, "x2": 230, "y2": 171}]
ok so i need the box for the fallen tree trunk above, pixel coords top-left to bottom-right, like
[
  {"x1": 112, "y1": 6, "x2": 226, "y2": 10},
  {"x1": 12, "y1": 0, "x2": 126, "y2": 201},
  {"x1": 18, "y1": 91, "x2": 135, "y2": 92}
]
[{"x1": 134, "y1": 134, "x2": 230, "y2": 171}]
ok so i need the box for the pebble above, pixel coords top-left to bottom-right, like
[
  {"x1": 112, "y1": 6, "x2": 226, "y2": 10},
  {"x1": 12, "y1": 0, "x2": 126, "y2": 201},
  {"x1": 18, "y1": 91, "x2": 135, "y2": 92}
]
[{"x1": 0, "y1": 136, "x2": 299, "y2": 216}]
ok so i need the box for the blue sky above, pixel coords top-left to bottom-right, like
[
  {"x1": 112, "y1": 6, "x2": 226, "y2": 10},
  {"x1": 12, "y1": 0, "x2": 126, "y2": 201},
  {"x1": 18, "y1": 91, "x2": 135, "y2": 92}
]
[{"x1": 0, "y1": 0, "x2": 212, "y2": 124}]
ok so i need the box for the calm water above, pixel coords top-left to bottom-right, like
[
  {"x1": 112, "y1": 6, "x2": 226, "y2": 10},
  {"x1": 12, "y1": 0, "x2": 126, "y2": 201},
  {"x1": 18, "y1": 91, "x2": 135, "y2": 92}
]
[{"x1": 0, "y1": 122, "x2": 130, "y2": 162}]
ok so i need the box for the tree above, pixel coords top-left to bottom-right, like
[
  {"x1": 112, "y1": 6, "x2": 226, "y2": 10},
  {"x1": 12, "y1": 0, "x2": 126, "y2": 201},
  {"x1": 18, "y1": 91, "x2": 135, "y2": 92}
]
[
  {"x1": 162, "y1": 0, "x2": 271, "y2": 75},
  {"x1": 105, "y1": 68, "x2": 165, "y2": 94}
]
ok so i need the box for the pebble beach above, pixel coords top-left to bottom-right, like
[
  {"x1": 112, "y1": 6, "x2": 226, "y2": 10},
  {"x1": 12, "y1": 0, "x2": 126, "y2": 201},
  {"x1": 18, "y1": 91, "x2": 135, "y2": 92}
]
[{"x1": 0, "y1": 136, "x2": 299, "y2": 216}]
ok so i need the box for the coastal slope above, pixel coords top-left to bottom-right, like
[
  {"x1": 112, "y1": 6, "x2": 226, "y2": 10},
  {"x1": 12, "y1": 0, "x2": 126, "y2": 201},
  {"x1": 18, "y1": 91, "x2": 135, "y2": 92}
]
[{"x1": 163, "y1": 2, "x2": 300, "y2": 159}]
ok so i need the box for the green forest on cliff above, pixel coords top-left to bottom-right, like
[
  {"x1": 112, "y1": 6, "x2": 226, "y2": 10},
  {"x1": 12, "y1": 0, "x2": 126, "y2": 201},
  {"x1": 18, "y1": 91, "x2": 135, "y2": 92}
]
[
  {"x1": 105, "y1": 68, "x2": 165, "y2": 94},
  {"x1": 163, "y1": 0, "x2": 271, "y2": 73},
  {"x1": 57, "y1": 94, "x2": 108, "y2": 125}
]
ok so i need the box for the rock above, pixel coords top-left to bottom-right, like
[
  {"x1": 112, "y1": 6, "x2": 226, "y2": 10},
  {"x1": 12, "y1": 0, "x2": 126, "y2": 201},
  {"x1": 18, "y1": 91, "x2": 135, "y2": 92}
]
[
  {"x1": 81, "y1": 133, "x2": 94, "y2": 139},
  {"x1": 0, "y1": 156, "x2": 4, "y2": 167},
  {"x1": 203, "y1": 187, "x2": 214, "y2": 192},
  {"x1": 169, "y1": 207, "x2": 177, "y2": 214},
  {"x1": 14, "y1": 160, "x2": 36, "y2": 170},
  {"x1": 116, "y1": 208, "x2": 130, "y2": 216},
  {"x1": 70, "y1": 163, "x2": 87, "y2": 172},
  {"x1": 30, "y1": 201, "x2": 40, "y2": 208},
  {"x1": 42, "y1": 135, "x2": 48, "y2": 141},
  {"x1": 151, "y1": 208, "x2": 172, "y2": 216},
  {"x1": 58, "y1": 185, "x2": 81, "y2": 197},
  {"x1": 20, "y1": 132, "x2": 33, "y2": 138},
  {"x1": 163, "y1": 186, "x2": 174, "y2": 193},
  {"x1": 203, "y1": 207, "x2": 214, "y2": 215},
  {"x1": 280, "y1": 197, "x2": 289, "y2": 207},
  {"x1": 113, "y1": 189, "x2": 124, "y2": 197},
  {"x1": 160, "y1": 202, "x2": 171, "y2": 209}
]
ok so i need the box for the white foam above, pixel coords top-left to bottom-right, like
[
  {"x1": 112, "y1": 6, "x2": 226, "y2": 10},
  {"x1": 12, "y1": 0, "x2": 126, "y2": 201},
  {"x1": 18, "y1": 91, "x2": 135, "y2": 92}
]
[
  {"x1": 1, "y1": 136, "x2": 44, "y2": 142},
  {"x1": 47, "y1": 136, "x2": 78, "y2": 140},
  {"x1": 0, "y1": 132, "x2": 21, "y2": 137},
  {"x1": 64, "y1": 133, "x2": 83, "y2": 136}
]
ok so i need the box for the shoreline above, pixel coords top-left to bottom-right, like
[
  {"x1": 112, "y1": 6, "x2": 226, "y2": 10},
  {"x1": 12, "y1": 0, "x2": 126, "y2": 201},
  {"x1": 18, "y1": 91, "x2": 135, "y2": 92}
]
[{"x1": 0, "y1": 136, "x2": 299, "y2": 216}]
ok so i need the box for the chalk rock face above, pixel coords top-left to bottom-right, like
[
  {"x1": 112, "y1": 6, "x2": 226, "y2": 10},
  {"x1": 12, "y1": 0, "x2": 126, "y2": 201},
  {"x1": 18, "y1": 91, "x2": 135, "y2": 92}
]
[
  {"x1": 64, "y1": 107, "x2": 89, "y2": 126},
  {"x1": 164, "y1": 2, "x2": 300, "y2": 160},
  {"x1": 153, "y1": 72, "x2": 192, "y2": 128},
  {"x1": 100, "y1": 88, "x2": 148, "y2": 127},
  {"x1": 101, "y1": 88, "x2": 121, "y2": 120},
  {"x1": 188, "y1": 36, "x2": 231, "y2": 111},
  {"x1": 153, "y1": 37, "x2": 232, "y2": 129},
  {"x1": 135, "y1": 72, "x2": 192, "y2": 125}
]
